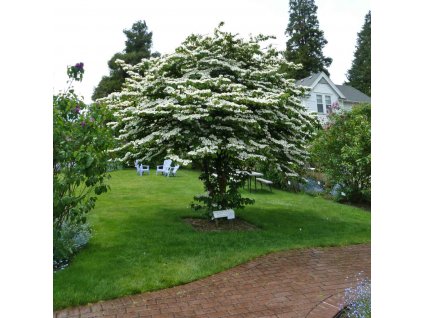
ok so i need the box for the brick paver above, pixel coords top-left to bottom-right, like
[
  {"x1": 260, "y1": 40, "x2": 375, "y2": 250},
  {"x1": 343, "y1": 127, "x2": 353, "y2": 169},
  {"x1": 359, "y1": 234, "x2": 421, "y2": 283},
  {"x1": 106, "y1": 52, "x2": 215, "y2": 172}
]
[{"x1": 54, "y1": 244, "x2": 370, "y2": 318}]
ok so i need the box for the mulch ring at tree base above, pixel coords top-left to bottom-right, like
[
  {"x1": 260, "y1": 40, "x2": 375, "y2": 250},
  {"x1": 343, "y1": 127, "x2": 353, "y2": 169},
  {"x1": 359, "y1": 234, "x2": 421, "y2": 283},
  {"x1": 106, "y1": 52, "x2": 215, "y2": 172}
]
[{"x1": 184, "y1": 217, "x2": 258, "y2": 232}]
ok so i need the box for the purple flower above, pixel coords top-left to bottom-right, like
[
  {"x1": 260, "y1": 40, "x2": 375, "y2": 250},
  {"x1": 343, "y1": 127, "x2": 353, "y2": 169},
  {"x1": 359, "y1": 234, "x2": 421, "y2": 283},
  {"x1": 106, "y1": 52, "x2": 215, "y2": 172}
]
[
  {"x1": 81, "y1": 121, "x2": 86, "y2": 127},
  {"x1": 75, "y1": 62, "x2": 84, "y2": 70},
  {"x1": 74, "y1": 106, "x2": 80, "y2": 114},
  {"x1": 332, "y1": 101, "x2": 340, "y2": 110}
]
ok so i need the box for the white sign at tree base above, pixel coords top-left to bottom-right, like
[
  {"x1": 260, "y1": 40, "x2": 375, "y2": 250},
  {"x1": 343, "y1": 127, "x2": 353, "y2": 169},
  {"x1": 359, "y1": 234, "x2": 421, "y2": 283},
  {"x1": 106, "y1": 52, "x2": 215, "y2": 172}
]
[{"x1": 212, "y1": 209, "x2": 235, "y2": 220}]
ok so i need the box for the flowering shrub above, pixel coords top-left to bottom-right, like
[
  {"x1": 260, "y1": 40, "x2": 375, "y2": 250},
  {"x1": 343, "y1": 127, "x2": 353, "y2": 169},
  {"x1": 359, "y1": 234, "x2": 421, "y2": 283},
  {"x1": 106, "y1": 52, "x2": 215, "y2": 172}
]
[
  {"x1": 310, "y1": 104, "x2": 371, "y2": 203},
  {"x1": 101, "y1": 23, "x2": 318, "y2": 215},
  {"x1": 326, "y1": 100, "x2": 340, "y2": 116},
  {"x1": 67, "y1": 62, "x2": 84, "y2": 81},
  {"x1": 340, "y1": 273, "x2": 371, "y2": 318},
  {"x1": 53, "y1": 63, "x2": 114, "y2": 265}
]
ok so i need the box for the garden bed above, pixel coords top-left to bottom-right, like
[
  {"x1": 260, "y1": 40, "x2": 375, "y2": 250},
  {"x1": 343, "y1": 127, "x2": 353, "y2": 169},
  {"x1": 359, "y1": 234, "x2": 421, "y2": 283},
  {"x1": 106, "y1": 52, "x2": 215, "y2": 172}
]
[{"x1": 184, "y1": 217, "x2": 258, "y2": 232}]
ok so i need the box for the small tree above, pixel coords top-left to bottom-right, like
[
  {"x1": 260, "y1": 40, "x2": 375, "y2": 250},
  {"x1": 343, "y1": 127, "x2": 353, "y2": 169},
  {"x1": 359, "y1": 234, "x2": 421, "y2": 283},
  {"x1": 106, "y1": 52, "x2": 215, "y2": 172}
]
[
  {"x1": 284, "y1": 0, "x2": 332, "y2": 79},
  {"x1": 54, "y1": 63, "x2": 113, "y2": 263},
  {"x1": 345, "y1": 11, "x2": 371, "y2": 97},
  {"x1": 310, "y1": 104, "x2": 371, "y2": 203},
  {"x1": 102, "y1": 24, "x2": 318, "y2": 215}
]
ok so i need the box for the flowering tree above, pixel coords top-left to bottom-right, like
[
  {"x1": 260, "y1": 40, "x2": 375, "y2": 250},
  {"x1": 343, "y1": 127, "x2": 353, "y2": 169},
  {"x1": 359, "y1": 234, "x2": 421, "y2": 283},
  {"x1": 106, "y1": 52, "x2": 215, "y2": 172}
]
[
  {"x1": 54, "y1": 63, "x2": 114, "y2": 264},
  {"x1": 101, "y1": 24, "x2": 318, "y2": 214}
]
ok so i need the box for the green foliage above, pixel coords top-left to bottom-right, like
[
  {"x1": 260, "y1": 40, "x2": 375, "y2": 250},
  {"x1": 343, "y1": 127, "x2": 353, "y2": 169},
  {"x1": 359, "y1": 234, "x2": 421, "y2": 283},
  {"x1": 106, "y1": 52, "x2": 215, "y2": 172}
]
[
  {"x1": 92, "y1": 20, "x2": 160, "y2": 100},
  {"x1": 255, "y1": 160, "x2": 284, "y2": 188},
  {"x1": 284, "y1": 0, "x2": 332, "y2": 79},
  {"x1": 53, "y1": 221, "x2": 91, "y2": 270},
  {"x1": 255, "y1": 160, "x2": 304, "y2": 192},
  {"x1": 310, "y1": 104, "x2": 371, "y2": 203},
  {"x1": 54, "y1": 63, "x2": 114, "y2": 263},
  {"x1": 346, "y1": 11, "x2": 371, "y2": 96},
  {"x1": 67, "y1": 62, "x2": 84, "y2": 81},
  {"x1": 102, "y1": 23, "x2": 318, "y2": 213},
  {"x1": 93, "y1": 72, "x2": 125, "y2": 101},
  {"x1": 123, "y1": 20, "x2": 153, "y2": 54}
]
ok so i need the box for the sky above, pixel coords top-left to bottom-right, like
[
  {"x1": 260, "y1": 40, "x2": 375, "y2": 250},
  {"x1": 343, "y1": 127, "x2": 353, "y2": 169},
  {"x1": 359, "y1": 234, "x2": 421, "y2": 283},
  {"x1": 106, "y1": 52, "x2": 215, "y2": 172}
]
[{"x1": 53, "y1": 0, "x2": 370, "y2": 103}]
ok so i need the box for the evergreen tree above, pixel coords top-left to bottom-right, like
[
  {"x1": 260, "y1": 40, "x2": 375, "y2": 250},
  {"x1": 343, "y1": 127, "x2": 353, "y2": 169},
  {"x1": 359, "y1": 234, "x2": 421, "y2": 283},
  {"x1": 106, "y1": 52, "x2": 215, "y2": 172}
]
[
  {"x1": 92, "y1": 20, "x2": 159, "y2": 100},
  {"x1": 346, "y1": 11, "x2": 371, "y2": 96},
  {"x1": 284, "y1": 0, "x2": 332, "y2": 79}
]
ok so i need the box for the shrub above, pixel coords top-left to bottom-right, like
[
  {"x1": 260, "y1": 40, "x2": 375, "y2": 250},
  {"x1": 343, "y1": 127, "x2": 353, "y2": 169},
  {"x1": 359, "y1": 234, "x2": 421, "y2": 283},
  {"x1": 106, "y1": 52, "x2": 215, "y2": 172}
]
[
  {"x1": 53, "y1": 63, "x2": 114, "y2": 266},
  {"x1": 310, "y1": 104, "x2": 371, "y2": 203},
  {"x1": 53, "y1": 221, "x2": 91, "y2": 271}
]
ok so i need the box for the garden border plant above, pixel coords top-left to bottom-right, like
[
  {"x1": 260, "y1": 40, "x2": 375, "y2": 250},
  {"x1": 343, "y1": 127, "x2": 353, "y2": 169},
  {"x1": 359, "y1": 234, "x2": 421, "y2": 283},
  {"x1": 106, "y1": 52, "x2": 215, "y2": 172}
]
[
  {"x1": 53, "y1": 63, "x2": 114, "y2": 269},
  {"x1": 335, "y1": 272, "x2": 371, "y2": 318},
  {"x1": 310, "y1": 103, "x2": 371, "y2": 203}
]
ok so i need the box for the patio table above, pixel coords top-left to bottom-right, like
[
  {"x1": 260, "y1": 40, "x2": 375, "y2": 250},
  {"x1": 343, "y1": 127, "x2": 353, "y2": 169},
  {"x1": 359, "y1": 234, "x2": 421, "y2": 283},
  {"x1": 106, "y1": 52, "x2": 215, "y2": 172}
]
[{"x1": 246, "y1": 171, "x2": 264, "y2": 192}]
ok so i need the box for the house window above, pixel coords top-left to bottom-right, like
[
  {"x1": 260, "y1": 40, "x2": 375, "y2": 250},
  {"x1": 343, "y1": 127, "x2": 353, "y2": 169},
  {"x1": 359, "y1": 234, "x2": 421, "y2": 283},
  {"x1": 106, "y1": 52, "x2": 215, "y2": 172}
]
[
  {"x1": 316, "y1": 94, "x2": 333, "y2": 114},
  {"x1": 325, "y1": 96, "x2": 331, "y2": 111},
  {"x1": 316, "y1": 95, "x2": 324, "y2": 113}
]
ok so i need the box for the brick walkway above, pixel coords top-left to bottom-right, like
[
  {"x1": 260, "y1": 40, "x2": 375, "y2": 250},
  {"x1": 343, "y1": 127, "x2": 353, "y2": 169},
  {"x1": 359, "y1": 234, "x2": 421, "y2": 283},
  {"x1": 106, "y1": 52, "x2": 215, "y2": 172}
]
[{"x1": 55, "y1": 244, "x2": 370, "y2": 318}]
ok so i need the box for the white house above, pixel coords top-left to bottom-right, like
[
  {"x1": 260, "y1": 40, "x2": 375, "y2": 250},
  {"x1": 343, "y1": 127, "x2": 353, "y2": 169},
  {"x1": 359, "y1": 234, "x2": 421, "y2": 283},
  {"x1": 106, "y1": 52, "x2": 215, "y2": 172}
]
[{"x1": 296, "y1": 72, "x2": 371, "y2": 123}]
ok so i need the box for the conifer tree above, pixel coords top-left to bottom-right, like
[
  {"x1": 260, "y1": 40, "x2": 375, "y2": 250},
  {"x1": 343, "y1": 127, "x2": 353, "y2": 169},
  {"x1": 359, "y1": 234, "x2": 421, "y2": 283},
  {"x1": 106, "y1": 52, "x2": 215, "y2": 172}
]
[
  {"x1": 346, "y1": 11, "x2": 371, "y2": 96},
  {"x1": 92, "y1": 20, "x2": 159, "y2": 100},
  {"x1": 284, "y1": 0, "x2": 332, "y2": 79},
  {"x1": 102, "y1": 24, "x2": 318, "y2": 214}
]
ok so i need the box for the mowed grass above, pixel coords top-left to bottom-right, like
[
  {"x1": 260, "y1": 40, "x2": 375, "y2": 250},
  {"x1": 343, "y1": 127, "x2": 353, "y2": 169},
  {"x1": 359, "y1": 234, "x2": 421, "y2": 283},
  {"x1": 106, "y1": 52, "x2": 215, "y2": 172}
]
[{"x1": 54, "y1": 169, "x2": 370, "y2": 310}]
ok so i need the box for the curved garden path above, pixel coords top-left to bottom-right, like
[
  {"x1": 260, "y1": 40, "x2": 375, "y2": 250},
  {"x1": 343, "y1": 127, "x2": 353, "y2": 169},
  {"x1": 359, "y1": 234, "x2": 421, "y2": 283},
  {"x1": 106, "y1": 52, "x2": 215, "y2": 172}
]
[{"x1": 55, "y1": 244, "x2": 370, "y2": 318}]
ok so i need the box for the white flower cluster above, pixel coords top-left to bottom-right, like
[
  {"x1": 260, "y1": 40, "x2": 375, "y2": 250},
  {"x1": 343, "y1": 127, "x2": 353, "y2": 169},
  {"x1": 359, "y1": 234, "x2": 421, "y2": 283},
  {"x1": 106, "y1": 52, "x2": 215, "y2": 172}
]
[{"x1": 101, "y1": 25, "x2": 317, "y2": 175}]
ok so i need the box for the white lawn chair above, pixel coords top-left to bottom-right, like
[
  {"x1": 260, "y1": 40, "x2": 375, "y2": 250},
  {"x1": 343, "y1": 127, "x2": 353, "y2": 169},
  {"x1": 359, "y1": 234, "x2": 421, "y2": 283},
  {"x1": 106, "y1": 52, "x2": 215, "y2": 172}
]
[
  {"x1": 139, "y1": 164, "x2": 150, "y2": 175},
  {"x1": 156, "y1": 159, "x2": 172, "y2": 175},
  {"x1": 162, "y1": 165, "x2": 171, "y2": 176},
  {"x1": 165, "y1": 165, "x2": 180, "y2": 177},
  {"x1": 134, "y1": 160, "x2": 150, "y2": 176},
  {"x1": 134, "y1": 160, "x2": 141, "y2": 174}
]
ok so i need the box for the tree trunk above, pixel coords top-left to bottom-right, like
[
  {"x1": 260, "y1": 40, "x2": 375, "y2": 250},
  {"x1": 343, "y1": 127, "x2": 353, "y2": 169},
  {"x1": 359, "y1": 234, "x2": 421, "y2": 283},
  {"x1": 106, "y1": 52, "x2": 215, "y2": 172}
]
[
  {"x1": 202, "y1": 158, "x2": 214, "y2": 195},
  {"x1": 216, "y1": 152, "x2": 228, "y2": 208}
]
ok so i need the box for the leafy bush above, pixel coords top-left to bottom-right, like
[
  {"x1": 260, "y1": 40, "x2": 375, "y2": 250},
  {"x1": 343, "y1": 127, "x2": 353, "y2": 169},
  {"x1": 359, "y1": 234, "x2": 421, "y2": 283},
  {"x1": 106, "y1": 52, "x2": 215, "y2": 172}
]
[
  {"x1": 310, "y1": 104, "x2": 371, "y2": 203},
  {"x1": 53, "y1": 221, "x2": 91, "y2": 271},
  {"x1": 53, "y1": 63, "x2": 114, "y2": 266}
]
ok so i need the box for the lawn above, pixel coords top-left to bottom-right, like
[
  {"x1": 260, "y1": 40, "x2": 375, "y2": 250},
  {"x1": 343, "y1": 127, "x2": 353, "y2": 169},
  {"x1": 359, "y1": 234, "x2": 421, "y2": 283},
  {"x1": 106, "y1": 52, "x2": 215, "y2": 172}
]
[{"x1": 54, "y1": 168, "x2": 371, "y2": 310}]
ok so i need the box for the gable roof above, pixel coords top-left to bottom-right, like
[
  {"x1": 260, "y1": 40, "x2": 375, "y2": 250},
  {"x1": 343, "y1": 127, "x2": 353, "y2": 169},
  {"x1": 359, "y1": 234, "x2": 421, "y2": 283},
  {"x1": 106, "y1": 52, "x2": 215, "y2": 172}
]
[
  {"x1": 296, "y1": 72, "x2": 346, "y2": 99},
  {"x1": 335, "y1": 85, "x2": 371, "y2": 103},
  {"x1": 295, "y1": 73, "x2": 321, "y2": 87}
]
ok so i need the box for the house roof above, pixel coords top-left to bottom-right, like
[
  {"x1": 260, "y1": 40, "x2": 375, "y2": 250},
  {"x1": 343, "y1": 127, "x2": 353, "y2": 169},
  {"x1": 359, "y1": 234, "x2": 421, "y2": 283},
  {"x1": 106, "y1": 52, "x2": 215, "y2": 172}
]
[
  {"x1": 335, "y1": 85, "x2": 371, "y2": 103},
  {"x1": 296, "y1": 72, "x2": 370, "y2": 103},
  {"x1": 295, "y1": 73, "x2": 321, "y2": 87},
  {"x1": 296, "y1": 72, "x2": 345, "y2": 99}
]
